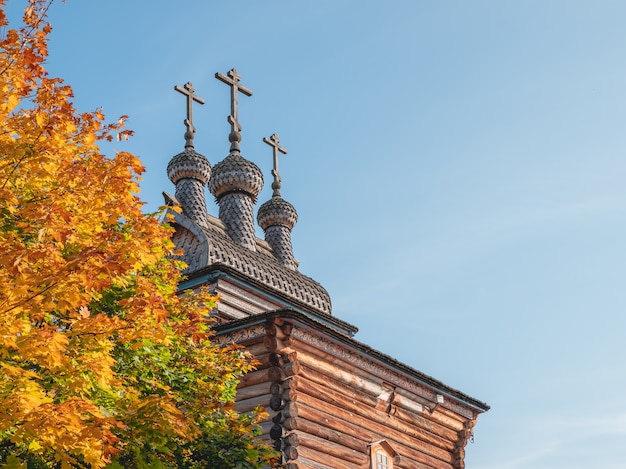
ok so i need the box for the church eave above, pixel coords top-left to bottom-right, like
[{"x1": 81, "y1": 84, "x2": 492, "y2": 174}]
[{"x1": 182, "y1": 266, "x2": 357, "y2": 336}]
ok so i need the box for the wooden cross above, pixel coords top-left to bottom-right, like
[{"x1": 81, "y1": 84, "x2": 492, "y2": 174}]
[
  {"x1": 215, "y1": 68, "x2": 253, "y2": 135},
  {"x1": 174, "y1": 82, "x2": 205, "y2": 148},
  {"x1": 263, "y1": 134, "x2": 288, "y2": 196}
]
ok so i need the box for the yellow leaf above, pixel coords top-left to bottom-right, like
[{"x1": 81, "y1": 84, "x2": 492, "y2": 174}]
[
  {"x1": 7, "y1": 93, "x2": 19, "y2": 112},
  {"x1": 28, "y1": 440, "x2": 42, "y2": 452},
  {"x1": 35, "y1": 112, "x2": 46, "y2": 127}
]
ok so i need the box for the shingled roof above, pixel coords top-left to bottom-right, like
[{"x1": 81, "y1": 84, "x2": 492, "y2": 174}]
[{"x1": 168, "y1": 208, "x2": 333, "y2": 317}]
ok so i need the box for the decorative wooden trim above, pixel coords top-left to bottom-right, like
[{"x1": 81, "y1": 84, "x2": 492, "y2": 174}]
[{"x1": 214, "y1": 321, "x2": 267, "y2": 345}]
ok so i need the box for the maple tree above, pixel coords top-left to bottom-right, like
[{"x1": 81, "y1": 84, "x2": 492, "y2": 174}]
[{"x1": 0, "y1": 1, "x2": 276, "y2": 467}]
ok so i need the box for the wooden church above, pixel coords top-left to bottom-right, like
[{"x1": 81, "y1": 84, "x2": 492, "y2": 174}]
[{"x1": 164, "y1": 70, "x2": 489, "y2": 469}]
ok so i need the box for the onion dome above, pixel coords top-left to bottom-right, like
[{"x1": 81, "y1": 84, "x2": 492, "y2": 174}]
[
  {"x1": 258, "y1": 195, "x2": 299, "y2": 270},
  {"x1": 166, "y1": 148, "x2": 211, "y2": 229},
  {"x1": 209, "y1": 151, "x2": 263, "y2": 250},
  {"x1": 167, "y1": 148, "x2": 211, "y2": 185},
  {"x1": 208, "y1": 152, "x2": 263, "y2": 201},
  {"x1": 257, "y1": 196, "x2": 298, "y2": 231}
]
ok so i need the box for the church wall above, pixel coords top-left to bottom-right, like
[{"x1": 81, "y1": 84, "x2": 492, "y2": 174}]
[
  {"x1": 218, "y1": 312, "x2": 486, "y2": 469},
  {"x1": 281, "y1": 352, "x2": 457, "y2": 468}
]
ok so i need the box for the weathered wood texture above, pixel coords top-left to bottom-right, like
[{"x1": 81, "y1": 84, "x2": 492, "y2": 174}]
[{"x1": 225, "y1": 316, "x2": 481, "y2": 469}]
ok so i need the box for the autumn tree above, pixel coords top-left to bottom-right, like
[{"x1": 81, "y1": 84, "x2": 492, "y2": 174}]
[{"x1": 0, "y1": 1, "x2": 276, "y2": 467}]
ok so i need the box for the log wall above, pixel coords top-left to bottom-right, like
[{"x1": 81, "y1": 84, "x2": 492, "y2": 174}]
[{"x1": 223, "y1": 314, "x2": 484, "y2": 469}]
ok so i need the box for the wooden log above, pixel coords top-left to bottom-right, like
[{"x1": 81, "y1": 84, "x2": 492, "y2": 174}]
[
  {"x1": 296, "y1": 444, "x2": 364, "y2": 469},
  {"x1": 283, "y1": 416, "x2": 368, "y2": 457},
  {"x1": 268, "y1": 350, "x2": 299, "y2": 367},
  {"x1": 394, "y1": 391, "x2": 467, "y2": 432},
  {"x1": 283, "y1": 445, "x2": 298, "y2": 461},
  {"x1": 270, "y1": 395, "x2": 286, "y2": 411},
  {"x1": 284, "y1": 432, "x2": 299, "y2": 447},
  {"x1": 299, "y1": 363, "x2": 379, "y2": 407},
  {"x1": 294, "y1": 395, "x2": 454, "y2": 466},
  {"x1": 235, "y1": 381, "x2": 272, "y2": 401},
  {"x1": 269, "y1": 352, "x2": 284, "y2": 366},
  {"x1": 393, "y1": 442, "x2": 454, "y2": 469},
  {"x1": 287, "y1": 336, "x2": 471, "y2": 418},
  {"x1": 295, "y1": 372, "x2": 370, "y2": 408},
  {"x1": 270, "y1": 423, "x2": 283, "y2": 440},
  {"x1": 268, "y1": 387, "x2": 298, "y2": 412},
  {"x1": 242, "y1": 341, "x2": 270, "y2": 357},
  {"x1": 264, "y1": 335, "x2": 293, "y2": 351},
  {"x1": 288, "y1": 406, "x2": 453, "y2": 469},
  {"x1": 238, "y1": 367, "x2": 272, "y2": 387},
  {"x1": 265, "y1": 321, "x2": 291, "y2": 340},
  {"x1": 259, "y1": 420, "x2": 273, "y2": 436},
  {"x1": 390, "y1": 406, "x2": 456, "y2": 451},
  {"x1": 289, "y1": 456, "x2": 324, "y2": 469},
  {"x1": 270, "y1": 381, "x2": 283, "y2": 395},
  {"x1": 297, "y1": 349, "x2": 466, "y2": 433},
  {"x1": 394, "y1": 399, "x2": 466, "y2": 434},
  {"x1": 435, "y1": 404, "x2": 473, "y2": 432},
  {"x1": 248, "y1": 351, "x2": 274, "y2": 367},
  {"x1": 297, "y1": 430, "x2": 368, "y2": 466},
  {"x1": 294, "y1": 350, "x2": 384, "y2": 398},
  {"x1": 283, "y1": 360, "x2": 301, "y2": 377},
  {"x1": 272, "y1": 402, "x2": 298, "y2": 422},
  {"x1": 234, "y1": 393, "x2": 270, "y2": 414},
  {"x1": 298, "y1": 394, "x2": 453, "y2": 462},
  {"x1": 392, "y1": 390, "x2": 426, "y2": 414},
  {"x1": 395, "y1": 457, "x2": 441, "y2": 469},
  {"x1": 263, "y1": 335, "x2": 278, "y2": 351},
  {"x1": 267, "y1": 361, "x2": 301, "y2": 382},
  {"x1": 295, "y1": 373, "x2": 455, "y2": 451},
  {"x1": 268, "y1": 366, "x2": 283, "y2": 382}
]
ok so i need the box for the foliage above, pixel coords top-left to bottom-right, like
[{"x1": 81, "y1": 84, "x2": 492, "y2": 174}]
[{"x1": 0, "y1": 1, "x2": 277, "y2": 467}]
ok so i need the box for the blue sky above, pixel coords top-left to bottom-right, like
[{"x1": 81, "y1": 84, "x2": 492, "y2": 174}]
[{"x1": 7, "y1": 1, "x2": 626, "y2": 467}]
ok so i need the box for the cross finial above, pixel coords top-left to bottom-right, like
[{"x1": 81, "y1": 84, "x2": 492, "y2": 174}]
[
  {"x1": 263, "y1": 134, "x2": 288, "y2": 197},
  {"x1": 174, "y1": 82, "x2": 205, "y2": 149},
  {"x1": 215, "y1": 68, "x2": 253, "y2": 151}
]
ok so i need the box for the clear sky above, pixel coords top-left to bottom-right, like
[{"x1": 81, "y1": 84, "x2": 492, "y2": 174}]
[{"x1": 7, "y1": 1, "x2": 626, "y2": 467}]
